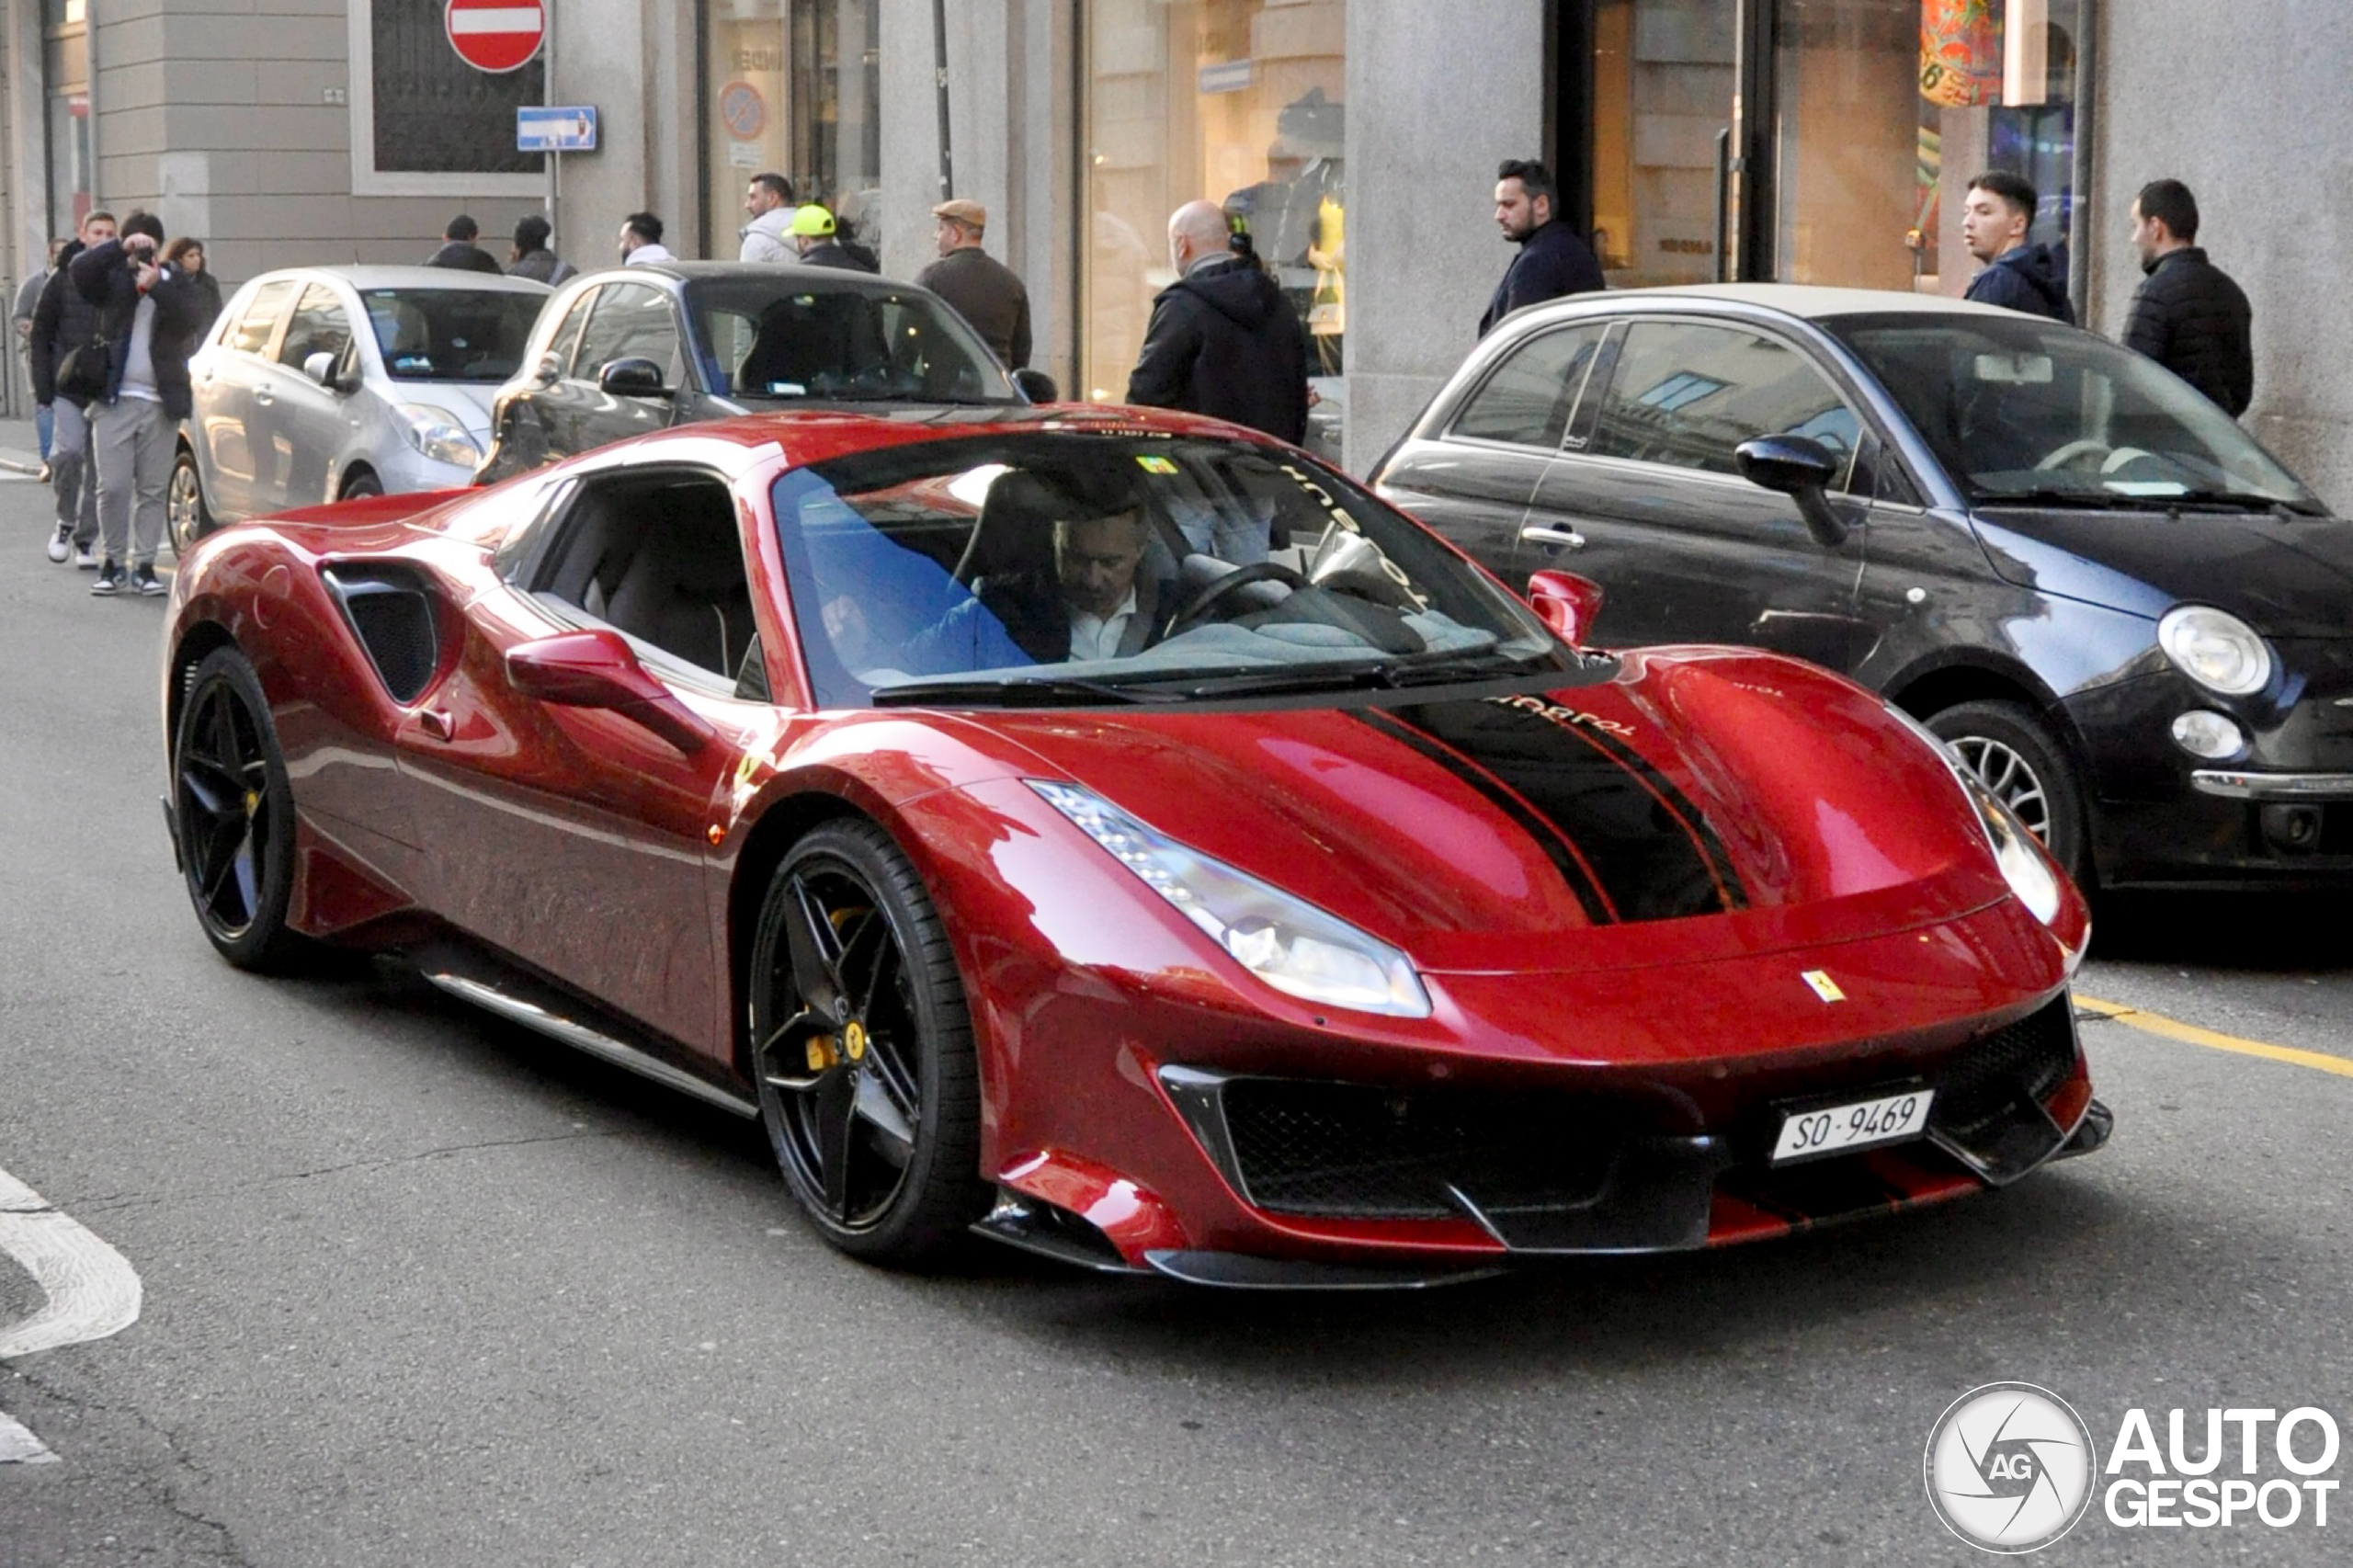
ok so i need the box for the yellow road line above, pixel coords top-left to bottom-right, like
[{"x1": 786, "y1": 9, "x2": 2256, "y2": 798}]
[{"x1": 2075, "y1": 994, "x2": 2353, "y2": 1079}]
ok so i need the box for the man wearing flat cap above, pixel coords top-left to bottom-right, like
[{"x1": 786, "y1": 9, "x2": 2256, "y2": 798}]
[{"x1": 917, "y1": 199, "x2": 1032, "y2": 370}]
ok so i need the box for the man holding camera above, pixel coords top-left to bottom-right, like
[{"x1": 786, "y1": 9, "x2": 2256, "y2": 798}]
[{"x1": 67, "y1": 210, "x2": 205, "y2": 597}]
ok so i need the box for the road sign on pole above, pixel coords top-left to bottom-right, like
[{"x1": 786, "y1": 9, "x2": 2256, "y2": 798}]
[
  {"x1": 517, "y1": 106, "x2": 597, "y2": 153},
  {"x1": 446, "y1": 0, "x2": 546, "y2": 74}
]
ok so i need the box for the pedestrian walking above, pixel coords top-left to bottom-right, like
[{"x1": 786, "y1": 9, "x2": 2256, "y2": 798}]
[
  {"x1": 13, "y1": 237, "x2": 67, "y2": 472},
  {"x1": 426, "y1": 214, "x2": 504, "y2": 274},
  {"x1": 739, "y1": 173, "x2": 799, "y2": 263},
  {"x1": 506, "y1": 215, "x2": 576, "y2": 286},
  {"x1": 916, "y1": 199, "x2": 1032, "y2": 369},
  {"x1": 1479, "y1": 158, "x2": 1605, "y2": 338},
  {"x1": 69, "y1": 211, "x2": 207, "y2": 597},
  {"x1": 2122, "y1": 179, "x2": 2253, "y2": 418},
  {"x1": 619, "y1": 212, "x2": 674, "y2": 267},
  {"x1": 1960, "y1": 171, "x2": 2074, "y2": 324},
  {"x1": 28, "y1": 210, "x2": 117, "y2": 568},
  {"x1": 789, "y1": 206, "x2": 878, "y2": 272},
  {"x1": 1125, "y1": 199, "x2": 1308, "y2": 446},
  {"x1": 162, "y1": 238, "x2": 224, "y2": 328}
]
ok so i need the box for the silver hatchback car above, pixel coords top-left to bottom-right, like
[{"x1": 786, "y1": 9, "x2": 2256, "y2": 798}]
[{"x1": 170, "y1": 266, "x2": 551, "y2": 550}]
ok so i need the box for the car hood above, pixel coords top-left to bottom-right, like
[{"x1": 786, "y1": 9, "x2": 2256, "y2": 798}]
[
  {"x1": 974, "y1": 652, "x2": 2016, "y2": 974},
  {"x1": 1972, "y1": 506, "x2": 2353, "y2": 635}
]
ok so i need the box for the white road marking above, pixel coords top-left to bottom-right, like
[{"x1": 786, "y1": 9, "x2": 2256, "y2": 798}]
[{"x1": 0, "y1": 1164, "x2": 143, "y2": 1463}]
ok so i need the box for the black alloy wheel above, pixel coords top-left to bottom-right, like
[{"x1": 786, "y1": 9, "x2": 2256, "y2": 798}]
[
  {"x1": 172, "y1": 646, "x2": 304, "y2": 970},
  {"x1": 749, "y1": 820, "x2": 986, "y2": 1263},
  {"x1": 167, "y1": 448, "x2": 212, "y2": 558},
  {"x1": 340, "y1": 470, "x2": 383, "y2": 501},
  {"x1": 1927, "y1": 699, "x2": 2090, "y2": 887}
]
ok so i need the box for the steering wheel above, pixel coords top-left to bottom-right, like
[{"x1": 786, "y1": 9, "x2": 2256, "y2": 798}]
[
  {"x1": 2036, "y1": 437, "x2": 2112, "y2": 472},
  {"x1": 1169, "y1": 561, "x2": 1310, "y2": 631}
]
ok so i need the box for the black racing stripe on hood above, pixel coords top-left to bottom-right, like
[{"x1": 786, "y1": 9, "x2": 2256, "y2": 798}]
[
  {"x1": 1380, "y1": 697, "x2": 1745, "y2": 923},
  {"x1": 1354, "y1": 709, "x2": 1617, "y2": 926}
]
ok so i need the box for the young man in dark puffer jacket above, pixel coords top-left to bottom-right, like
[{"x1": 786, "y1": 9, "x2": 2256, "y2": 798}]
[{"x1": 2123, "y1": 179, "x2": 2253, "y2": 418}]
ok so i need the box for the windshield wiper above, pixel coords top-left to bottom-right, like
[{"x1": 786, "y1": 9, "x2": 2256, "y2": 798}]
[
  {"x1": 870, "y1": 675, "x2": 1169, "y2": 708},
  {"x1": 1977, "y1": 486, "x2": 2318, "y2": 517}
]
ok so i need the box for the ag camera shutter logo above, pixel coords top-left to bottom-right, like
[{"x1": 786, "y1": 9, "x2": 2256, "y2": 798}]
[{"x1": 1925, "y1": 1382, "x2": 2098, "y2": 1552}]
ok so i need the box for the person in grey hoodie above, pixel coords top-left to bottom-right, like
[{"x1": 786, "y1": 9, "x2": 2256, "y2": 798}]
[
  {"x1": 1125, "y1": 199, "x2": 1308, "y2": 446},
  {"x1": 1960, "y1": 171, "x2": 2075, "y2": 324},
  {"x1": 739, "y1": 173, "x2": 799, "y2": 263}
]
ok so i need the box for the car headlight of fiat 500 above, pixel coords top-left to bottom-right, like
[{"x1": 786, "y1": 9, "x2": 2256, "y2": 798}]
[
  {"x1": 395, "y1": 403, "x2": 483, "y2": 469},
  {"x1": 1030, "y1": 780, "x2": 1433, "y2": 1018},
  {"x1": 2158, "y1": 605, "x2": 2273, "y2": 697},
  {"x1": 1881, "y1": 706, "x2": 2063, "y2": 926}
]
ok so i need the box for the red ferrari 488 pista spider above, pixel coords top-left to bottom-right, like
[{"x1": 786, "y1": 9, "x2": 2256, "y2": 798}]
[{"x1": 160, "y1": 407, "x2": 2109, "y2": 1287}]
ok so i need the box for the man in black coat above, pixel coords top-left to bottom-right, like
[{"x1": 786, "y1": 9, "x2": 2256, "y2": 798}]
[
  {"x1": 1479, "y1": 159, "x2": 1605, "y2": 338},
  {"x1": 70, "y1": 211, "x2": 208, "y2": 596},
  {"x1": 425, "y1": 214, "x2": 504, "y2": 274},
  {"x1": 1960, "y1": 171, "x2": 2075, "y2": 324},
  {"x1": 1125, "y1": 200, "x2": 1308, "y2": 445},
  {"x1": 2123, "y1": 179, "x2": 2253, "y2": 418}
]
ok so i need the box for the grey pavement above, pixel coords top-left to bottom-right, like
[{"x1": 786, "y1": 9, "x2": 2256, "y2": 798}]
[{"x1": 0, "y1": 468, "x2": 2349, "y2": 1566}]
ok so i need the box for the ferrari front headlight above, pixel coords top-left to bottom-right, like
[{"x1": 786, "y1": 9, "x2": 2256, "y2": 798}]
[
  {"x1": 1030, "y1": 780, "x2": 1432, "y2": 1018},
  {"x1": 396, "y1": 403, "x2": 483, "y2": 469}
]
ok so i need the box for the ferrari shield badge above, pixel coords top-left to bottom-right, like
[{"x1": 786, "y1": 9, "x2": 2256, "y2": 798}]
[{"x1": 1802, "y1": 970, "x2": 1847, "y2": 1003}]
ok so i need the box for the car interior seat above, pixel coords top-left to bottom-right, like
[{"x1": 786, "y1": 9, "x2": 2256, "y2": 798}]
[{"x1": 598, "y1": 487, "x2": 757, "y2": 678}]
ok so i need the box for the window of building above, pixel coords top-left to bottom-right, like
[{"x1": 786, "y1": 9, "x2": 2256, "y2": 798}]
[
  {"x1": 700, "y1": 2, "x2": 882, "y2": 264},
  {"x1": 1081, "y1": 0, "x2": 1346, "y2": 403},
  {"x1": 1586, "y1": 320, "x2": 1859, "y2": 484},
  {"x1": 346, "y1": 1, "x2": 545, "y2": 197},
  {"x1": 43, "y1": 0, "x2": 91, "y2": 239}
]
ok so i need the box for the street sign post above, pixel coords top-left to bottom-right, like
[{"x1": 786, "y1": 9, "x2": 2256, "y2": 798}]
[
  {"x1": 445, "y1": 0, "x2": 546, "y2": 74},
  {"x1": 517, "y1": 106, "x2": 597, "y2": 153}
]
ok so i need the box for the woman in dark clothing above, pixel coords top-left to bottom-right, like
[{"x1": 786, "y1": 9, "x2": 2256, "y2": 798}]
[{"x1": 163, "y1": 238, "x2": 225, "y2": 329}]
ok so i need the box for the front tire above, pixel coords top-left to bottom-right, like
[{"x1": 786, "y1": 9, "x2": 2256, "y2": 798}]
[
  {"x1": 748, "y1": 821, "x2": 987, "y2": 1264},
  {"x1": 167, "y1": 448, "x2": 212, "y2": 557},
  {"x1": 172, "y1": 647, "x2": 305, "y2": 970},
  {"x1": 339, "y1": 469, "x2": 383, "y2": 501},
  {"x1": 1927, "y1": 699, "x2": 2090, "y2": 886}
]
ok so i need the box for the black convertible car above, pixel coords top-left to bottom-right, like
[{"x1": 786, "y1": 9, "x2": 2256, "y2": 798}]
[{"x1": 1373, "y1": 284, "x2": 2350, "y2": 890}]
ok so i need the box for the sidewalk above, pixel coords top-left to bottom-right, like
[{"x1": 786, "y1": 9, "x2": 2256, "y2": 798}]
[{"x1": 0, "y1": 415, "x2": 42, "y2": 476}]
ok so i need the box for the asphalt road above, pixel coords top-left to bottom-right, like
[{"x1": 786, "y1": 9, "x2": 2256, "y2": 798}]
[{"x1": 2, "y1": 448, "x2": 2349, "y2": 1567}]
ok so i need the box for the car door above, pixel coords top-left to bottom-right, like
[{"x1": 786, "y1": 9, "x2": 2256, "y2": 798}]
[
  {"x1": 191, "y1": 278, "x2": 298, "y2": 521},
  {"x1": 1522, "y1": 316, "x2": 1873, "y2": 667},
  {"x1": 265, "y1": 282, "x2": 362, "y2": 507},
  {"x1": 558, "y1": 281, "x2": 689, "y2": 459},
  {"x1": 1374, "y1": 321, "x2": 1611, "y2": 584},
  {"x1": 388, "y1": 464, "x2": 766, "y2": 1055}
]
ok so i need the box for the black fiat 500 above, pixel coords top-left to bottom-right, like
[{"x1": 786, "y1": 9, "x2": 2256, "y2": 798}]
[{"x1": 1372, "y1": 284, "x2": 2350, "y2": 890}]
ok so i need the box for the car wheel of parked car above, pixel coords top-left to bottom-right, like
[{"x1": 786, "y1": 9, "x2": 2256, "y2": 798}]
[
  {"x1": 1927, "y1": 699, "x2": 2089, "y2": 886},
  {"x1": 748, "y1": 820, "x2": 988, "y2": 1264},
  {"x1": 172, "y1": 646, "x2": 308, "y2": 971},
  {"x1": 167, "y1": 448, "x2": 212, "y2": 557},
  {"x1": 339, "y1": 470, "x2": 383, "y2": 501}
]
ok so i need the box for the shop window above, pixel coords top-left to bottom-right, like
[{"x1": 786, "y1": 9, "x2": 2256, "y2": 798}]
[
  {"x1": 1082, "y1": 0, "x2": 1346, "y2": 403},
  {"x1": 42, "y1": 2, "x2": 91, "y2": 238},
  {"x1": 347, "y1": 1, "x2": 545, "y2": 196},
  {"x1": 701, "y1": 2, "x2": 883, "y2": 263}
]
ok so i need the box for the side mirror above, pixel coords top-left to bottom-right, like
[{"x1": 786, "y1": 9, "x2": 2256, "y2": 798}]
[
  {"x1": 1734, "y1": 435, "x2": 1847, "y2": 548},
  {"x1": 304, "y1": 348, "x2": 361, "y2": 395},
  {"x1": 302, "y1": 350, "x2": 337, "y2": 387},
  {"x1": 1010, "y1": 368, "x2": 1059, "y2": 403},
  {"x1": 1527, "y1": 570, "x2": 1605, "y2": 648},
  {"x1": 597, "y1": 358, "x2": 673, "y2": 399},
  {"x1": 505, "y1": 629, "x2": 714, "y2": 755}
]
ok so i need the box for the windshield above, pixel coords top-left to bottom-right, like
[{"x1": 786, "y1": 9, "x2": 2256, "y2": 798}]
[
  {"x1": 773, "y1": 434, "x2": 1573, "y2": 710},
  {"x1": 1825, "y1": 312, "x2": 2321, "y2": 511},
  {"x1": 361, "y1": 289, "x2": 543, "y2": 382},
  {"x1": 686, "y1": 279, "x2": 1018, "y2": 405}
]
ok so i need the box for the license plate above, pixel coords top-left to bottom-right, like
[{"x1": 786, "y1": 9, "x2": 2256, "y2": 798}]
[{"x1": 1771, "y1": 1087, "x2": 1935, "y2": 1165}]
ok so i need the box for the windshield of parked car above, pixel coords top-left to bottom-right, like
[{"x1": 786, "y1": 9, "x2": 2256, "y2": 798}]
[
  {"x1": 686, "y1": 279, "x2": 1018, "y2": 405},
  {"x1": 361, "y1": 289, "x2": 543, "y2": 382},
  {"x1": 773, "y1": 434, "x2": 1577, "y2": 709},
  {"x1": 1825, "y1": 312, "x2": 2322, "y2": 512}
]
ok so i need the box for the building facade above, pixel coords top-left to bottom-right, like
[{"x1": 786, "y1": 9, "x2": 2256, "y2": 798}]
[{"x1": 3, "y1": 2, "x2": 2344, "y2": 506}]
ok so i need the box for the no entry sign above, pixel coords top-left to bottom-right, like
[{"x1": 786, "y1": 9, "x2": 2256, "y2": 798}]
[{"x1": 446, "y1": 0, "x2": 545, "y2": 74}]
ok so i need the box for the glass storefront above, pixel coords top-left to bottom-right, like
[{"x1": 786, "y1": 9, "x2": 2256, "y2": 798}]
[
  {"x1": 1582, "y1": 1, "x2": 2077, "y2": 298},
  {"x1": 1081, "y1": 0, "x2": 1346, "y2": 409},
  {"x1": 702, "y1": 1, "x2": 882, "y2": 260},
  {"x1": 44, "y1": 0, "x2": 92, "y2": 239}
]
